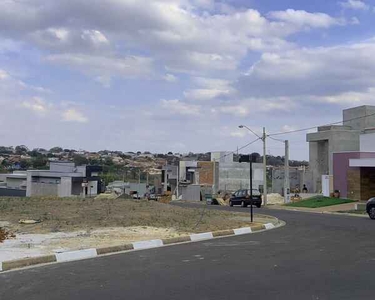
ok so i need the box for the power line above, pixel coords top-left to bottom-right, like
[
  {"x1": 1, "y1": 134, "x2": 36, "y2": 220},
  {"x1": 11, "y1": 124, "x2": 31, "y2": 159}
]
[
  {"x1": 268, "y1": 112, "x2": 375, "y2": 137},
  {"x1": 217, "y1": 137, "x2": 261, "y2": 160},
  {"x1": 268, "y1": 136, "x2": 285, "y2": 143}
]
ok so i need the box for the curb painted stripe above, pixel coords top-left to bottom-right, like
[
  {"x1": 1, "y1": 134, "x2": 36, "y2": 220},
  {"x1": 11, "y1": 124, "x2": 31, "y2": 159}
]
[
  {"x1": 190, "y1": 232, "x2": 213, "y2": 242},
  {"x1": 132, "y1": 239, "x2": 163, "y2": 250},
  {"x1": 55, "y1": 248, "x2": 97, "y2": 263},
  {"x1": 162, "y1": 236, "x2": 191, "y2": 245},
  {"x1": 264, "y1": 223, "x2": 275, "y2": 230},
  {"x1": 96, "y1": 244, "x2": 134, "y2": 255},
  {"x1": 0, "y1": 222, "x2": 281, "y2": 272},
  {"x1": 234, "y1": 227, "x2": 252, "y2": 235}
]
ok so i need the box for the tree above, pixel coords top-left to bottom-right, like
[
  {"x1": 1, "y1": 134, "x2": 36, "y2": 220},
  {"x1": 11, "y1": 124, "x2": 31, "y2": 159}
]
[
  {"x1": 73, "y1": 155, "x2": 88, "y2": 166},
  {"x1": 250, "y1": 152, "x2": 261, "y2": 163},
  {"x1": 19, "y1": 159, "x2": 31, "y2": 170},
  {"x1": 32, "y1": 156, "x2": 48, "y2": 169},
  {"x1": 15, "y1": 145, "x2": 29, "y2": 155},
  {"x1": 50, "y1": 147, "x2": 63, "y2": 153}
]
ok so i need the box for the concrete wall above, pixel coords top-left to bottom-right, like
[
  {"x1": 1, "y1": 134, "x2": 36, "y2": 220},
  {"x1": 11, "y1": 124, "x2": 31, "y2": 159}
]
[
  {"x1": 58, "y1": 177, "x2": 72, "y2": 197},
  {"x1": 360, "y1": 132, "x2": 375, "y2": 152},
  {"x1": 272, "y1": 168, "x2": 313, "y2": 194},
  {"x1": 6, "y1": 178, "x2": 26, "y2": 189},
  {"x1": 29, "y1": 182, "x2": 58, "y2": 196},
  {"x1": 218, "y1": 162, "x2": 263, "y2": 192},
  {"x1": 343, "y1": 105, "x2": 375, "y2": 131},
  {"x1": 307, "y1": 127, "x2": 360, "y2": 192},
  {"x1": 179, "y1": 185, "x2": 201, "y2": 201},
  {"x1": 50, "y1": 162, "x2": 75, "y2": 173},
  {"x1": 211, "y1": 152, "x2": 233, "y2": 163}
]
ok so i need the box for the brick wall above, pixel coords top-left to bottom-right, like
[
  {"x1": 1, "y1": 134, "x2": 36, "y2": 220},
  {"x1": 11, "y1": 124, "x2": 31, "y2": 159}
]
[
  {"x1": 347, "y1": 168, "x2": 361, "y2": 200},
  {"x1": 197, "y1": 162, "x2": 214, "y2": 185}
]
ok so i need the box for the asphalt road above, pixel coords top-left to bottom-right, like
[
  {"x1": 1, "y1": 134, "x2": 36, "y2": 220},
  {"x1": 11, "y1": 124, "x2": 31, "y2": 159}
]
[{"x1": 1, "y1": 205, "x2": 374, "y2": 300}]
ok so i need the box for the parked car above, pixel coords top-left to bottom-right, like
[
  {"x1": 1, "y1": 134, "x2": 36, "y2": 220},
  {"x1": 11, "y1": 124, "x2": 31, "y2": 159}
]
[
  {"x1": 132, "y1": 193, "x2": 141, "y2": 199},
  {"x1": 229, "y1": 189, "x2": 262, "y2": 208},
  {"x1": 366, "y1": 198, "x2": 375, "y2": 219}
]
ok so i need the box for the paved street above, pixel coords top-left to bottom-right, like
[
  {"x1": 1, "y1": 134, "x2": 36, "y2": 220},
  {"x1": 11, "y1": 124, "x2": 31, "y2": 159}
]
[{"x1": 1, "y1": 206, "x2": 374, "y2": 300}]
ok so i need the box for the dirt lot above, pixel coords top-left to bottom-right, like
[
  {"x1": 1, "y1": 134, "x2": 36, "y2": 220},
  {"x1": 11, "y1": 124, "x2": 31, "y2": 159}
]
[
  {"x1": 0, "y1": 197, "x2": 275, "y2": 262},
  {"x1": 0, "y1": 197, "x2": 260, "y2": 234}
]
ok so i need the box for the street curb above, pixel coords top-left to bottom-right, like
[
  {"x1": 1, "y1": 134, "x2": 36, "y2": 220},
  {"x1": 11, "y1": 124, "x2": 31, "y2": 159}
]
[{"x1": 0, "y1": 218, "x2": 283, "y2": 273}]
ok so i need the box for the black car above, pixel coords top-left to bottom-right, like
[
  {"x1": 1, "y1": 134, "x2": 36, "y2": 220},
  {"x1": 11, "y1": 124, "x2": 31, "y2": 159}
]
[
  {"x1": 229, "y1": 189, "x2": 262, "y2": 208},
  {"x1": 366, "y1": 198, "x2": 375, "y2": 219}
]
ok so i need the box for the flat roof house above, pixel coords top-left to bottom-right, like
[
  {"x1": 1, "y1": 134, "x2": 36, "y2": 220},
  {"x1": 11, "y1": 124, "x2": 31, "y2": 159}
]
[{"x1": 26, "y1": 161, "x2": 102, "y2": 197}]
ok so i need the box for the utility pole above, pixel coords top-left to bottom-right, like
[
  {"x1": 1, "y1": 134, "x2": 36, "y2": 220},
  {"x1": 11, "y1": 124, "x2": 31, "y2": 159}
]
[
  {"x1": 262, "y1": 127, "x2": 267, "y2": 206},
  {"x1": 176, "y1": 166, "x2": 179, "y2": 199},
  {"x1": 284, "y1": 140, "x2": 290, "y2": 204}
]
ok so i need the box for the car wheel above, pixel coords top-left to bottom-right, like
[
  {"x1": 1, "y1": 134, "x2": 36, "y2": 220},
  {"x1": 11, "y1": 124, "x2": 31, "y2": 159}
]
[
  {"x1": 241, "y1": 201, "x2": 246, "y2": 208},
  {"x1": 229, "y1": 200, "x2": 233, "y2": 207},
  {"x1": 256, "y1": 203, "x2": 261, "y2": 208},
  {"x1": 369, "y1": 207, "x2": 375, "y2": 219}
]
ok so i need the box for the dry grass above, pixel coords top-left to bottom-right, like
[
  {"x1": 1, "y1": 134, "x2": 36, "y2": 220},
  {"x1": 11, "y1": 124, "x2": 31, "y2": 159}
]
[{"x1": 0, "y1": 197, "x2": 259, "y2": 234}]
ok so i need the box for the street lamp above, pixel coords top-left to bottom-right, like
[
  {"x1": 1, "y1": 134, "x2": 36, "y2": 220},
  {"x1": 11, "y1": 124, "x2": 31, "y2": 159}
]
[{"x1": 238, "y1": 124, "x2": 268, "y2": 206}]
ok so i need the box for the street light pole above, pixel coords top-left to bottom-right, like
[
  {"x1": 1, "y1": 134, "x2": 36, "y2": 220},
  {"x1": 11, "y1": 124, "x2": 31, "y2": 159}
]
[{"x1": 262, "y1": 127, "x2": 267, "y2": 206}]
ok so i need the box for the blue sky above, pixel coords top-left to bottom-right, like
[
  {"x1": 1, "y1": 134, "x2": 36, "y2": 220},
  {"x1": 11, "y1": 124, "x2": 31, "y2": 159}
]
[{"x1": 1, "y1": 0, "x2": 375, "y2": 159}]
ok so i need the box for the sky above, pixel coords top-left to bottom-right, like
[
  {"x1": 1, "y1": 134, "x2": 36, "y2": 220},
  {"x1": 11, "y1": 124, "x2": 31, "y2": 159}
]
[{"x1": 1, "y1": 0, "x2": 375, "y2": 160}]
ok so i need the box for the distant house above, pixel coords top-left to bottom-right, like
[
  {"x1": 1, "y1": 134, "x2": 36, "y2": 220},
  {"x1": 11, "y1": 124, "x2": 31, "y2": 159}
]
[
  {"x1": 138, "y1": 153, "x2": 154, "y2": 159},
  {"x1": 26, "y1": 161, "x2": 103, "y2": 198},
  {"x1": 0, "y1": 171, "x2": 27, "y2": 197}
]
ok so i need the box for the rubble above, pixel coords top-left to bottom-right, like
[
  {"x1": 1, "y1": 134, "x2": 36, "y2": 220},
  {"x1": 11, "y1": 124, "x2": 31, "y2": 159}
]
[{"x1": 0, "y1": 227, "x2": 15, "y2": 243}]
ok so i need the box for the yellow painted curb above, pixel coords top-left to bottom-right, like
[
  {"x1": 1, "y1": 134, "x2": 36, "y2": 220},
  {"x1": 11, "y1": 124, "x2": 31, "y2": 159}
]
[
  {"x1": 2, "y1": 255, "x2": 56, "y2": 271},
  {"x1": 96, "y1": 244, "x2": 134, "y2": 255}
]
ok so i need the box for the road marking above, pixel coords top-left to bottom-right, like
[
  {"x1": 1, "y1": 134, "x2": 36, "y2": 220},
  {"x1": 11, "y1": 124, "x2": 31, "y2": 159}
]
[
  {"x1": 55, "y1": 249, "x2": 97, "y2": 263},
  {"x1": 264, "y1": 223, "x2": 275, "y2": 230},
  {"x1": 233, "y1": 227, "x2": 252, "y2": 235},
  {"x1": 190, "y1": 232, "x2": 214, "y2": 242},
  {"x1": 132, "y1": 239, "x2": 163, "y2": 250}
]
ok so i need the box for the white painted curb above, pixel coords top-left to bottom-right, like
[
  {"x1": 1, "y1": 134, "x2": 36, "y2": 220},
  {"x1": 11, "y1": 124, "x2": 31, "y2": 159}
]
[
  {"x1": 190, "y1": 232, "x2": 214, "y2": 242},
  {"x1": 264, "y1": 223, "x2": 275, "y2": 230},
  {"x1": 234, "y1": 227, "x2": 252, "y2": 235},
  {"x1": 132, "y1": 239, "x2": 163, "y2": 250},
  {"x1": 55, "y1": 248, "x2": 97, "y2": 263}
]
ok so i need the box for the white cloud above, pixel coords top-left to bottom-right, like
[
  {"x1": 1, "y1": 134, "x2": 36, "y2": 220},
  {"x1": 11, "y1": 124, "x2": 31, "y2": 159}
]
[
  {"x1": 0, "y1": 0, "x2": 344, "y2": 76},
  {"x1": 81, "y1": 30, "x2": 109, "y2": 45},
  {"x1": 164, "y1": 73, "x2": 178, "y2": 82},
  {"x1": 0, "y1": 70, "x2": 10, "y2": 80},
  {"x1": 62, "y1": 109, "x2": 88, "y2": 123},
  {"x1": 21, "y1": 97, "x2": 50, "y2": 114},
  {"x1": 238, "y1": 39, "x2": 375, "y2": 99},
  {"x1": 339, "y1": 0, "x2": 370, "y2": 10},
  {"x1": 45, "y1": 54, "x2": 154, "y2": 85},
  {"x1": 184, "y1": 89, "x2": 231, "y2": 101},
  {"x1": 161, "y1": 99, "x2": 201, "y2": 116},
  {"x1": 350, "y1": 17, "x2": 360, "y2": 24},
  {"x1": 268, "y1": 9, "x2": 343, "y2": 28},
  {"x1": 219, "y1": 105, "x2": 250, "y2": 117}
]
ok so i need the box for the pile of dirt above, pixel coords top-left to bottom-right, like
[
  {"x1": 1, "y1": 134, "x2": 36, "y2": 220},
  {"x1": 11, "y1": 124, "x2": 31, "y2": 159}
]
[
  {"x1": 267, "y1": 193, "x2": 284, "y2": 205},
  {"x1": 0, "y1": 227, "x2": 15, "y2": 243}
]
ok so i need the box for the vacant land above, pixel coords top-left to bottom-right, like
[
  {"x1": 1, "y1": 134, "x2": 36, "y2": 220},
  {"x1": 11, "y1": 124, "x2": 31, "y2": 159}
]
[
  {"x1": 0, "y1": 197, "x2": 262, "y2": 234},
  {"x1": 285, "y1": 196, "x2": 355, "y2": 208}
]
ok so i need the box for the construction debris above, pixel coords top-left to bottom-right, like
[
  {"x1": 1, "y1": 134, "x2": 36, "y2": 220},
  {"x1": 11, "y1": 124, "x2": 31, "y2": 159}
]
[
  {"x1": 0, "y1": 227, "x2": 15, "y2": 243},
  {"x1": 19, "y1": 219, "x2": 42, "y2": 224}
]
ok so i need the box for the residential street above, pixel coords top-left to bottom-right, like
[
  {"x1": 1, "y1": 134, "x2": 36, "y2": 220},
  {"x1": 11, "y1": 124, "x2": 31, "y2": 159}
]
[{"x1": 1, "y1": 206, "x2": 374, "y2": 300}]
